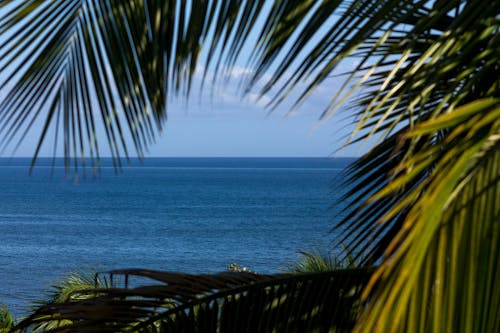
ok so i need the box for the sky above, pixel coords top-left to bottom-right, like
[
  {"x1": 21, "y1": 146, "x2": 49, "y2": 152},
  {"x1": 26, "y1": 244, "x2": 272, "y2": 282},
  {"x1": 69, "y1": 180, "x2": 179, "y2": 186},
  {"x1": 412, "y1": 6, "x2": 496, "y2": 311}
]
[
  {"x1": 0, "y1": 3, "x2": 365, "y2": 159},
  {"x1": 143, "y1": 71, "x2": 358, "y2": 158}
]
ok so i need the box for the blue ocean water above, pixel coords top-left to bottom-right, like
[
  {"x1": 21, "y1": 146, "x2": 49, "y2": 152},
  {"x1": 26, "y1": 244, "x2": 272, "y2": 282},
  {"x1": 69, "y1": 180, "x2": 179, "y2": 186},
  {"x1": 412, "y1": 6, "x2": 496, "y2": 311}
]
[{"x1": 0, "y1": 157, "x2": 354, "y2": 317}]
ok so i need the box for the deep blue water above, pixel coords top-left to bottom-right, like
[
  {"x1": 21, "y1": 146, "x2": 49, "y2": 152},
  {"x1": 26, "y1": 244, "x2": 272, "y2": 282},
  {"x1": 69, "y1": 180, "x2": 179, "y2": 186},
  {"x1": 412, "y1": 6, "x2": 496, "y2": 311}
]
[{"x1": 0, "y1": 157, "x2": 354, "y2": 317}]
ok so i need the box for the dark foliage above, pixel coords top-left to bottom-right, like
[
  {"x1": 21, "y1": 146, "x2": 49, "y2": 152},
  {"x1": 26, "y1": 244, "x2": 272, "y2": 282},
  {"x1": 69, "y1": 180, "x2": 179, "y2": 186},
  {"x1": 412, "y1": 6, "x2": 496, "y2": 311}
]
[{"x1": 15, "y1": 268, "x2": 372, "y2": 332}]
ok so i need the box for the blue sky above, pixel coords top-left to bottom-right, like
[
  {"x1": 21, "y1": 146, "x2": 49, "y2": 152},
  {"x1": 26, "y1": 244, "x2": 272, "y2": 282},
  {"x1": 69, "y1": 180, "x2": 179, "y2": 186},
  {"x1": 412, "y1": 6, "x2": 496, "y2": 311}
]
[
  {"x1": 0, "y1": 3, "x2": 364, "y2": 159},
  {"x1": 144, "y1": 68, "x2": 358, "y2": 158}
]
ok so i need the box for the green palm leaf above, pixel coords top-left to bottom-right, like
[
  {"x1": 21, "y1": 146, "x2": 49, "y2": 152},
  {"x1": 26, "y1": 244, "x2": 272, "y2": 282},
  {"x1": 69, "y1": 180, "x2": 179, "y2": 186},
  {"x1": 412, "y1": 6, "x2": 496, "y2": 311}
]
[
  {"x1": 354, "y1": 99, "x2": 500, "y2": 332},
  {"x1": 0, "y1": 306, "x2": 14, "y2": 333}
]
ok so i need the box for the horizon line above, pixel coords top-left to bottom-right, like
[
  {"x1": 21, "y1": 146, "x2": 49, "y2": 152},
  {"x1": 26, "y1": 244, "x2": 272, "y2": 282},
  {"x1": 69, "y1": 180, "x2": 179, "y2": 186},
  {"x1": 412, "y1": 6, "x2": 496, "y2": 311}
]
[{"x1": 2, "y1": 156, "x2": 358, "y2": 159}]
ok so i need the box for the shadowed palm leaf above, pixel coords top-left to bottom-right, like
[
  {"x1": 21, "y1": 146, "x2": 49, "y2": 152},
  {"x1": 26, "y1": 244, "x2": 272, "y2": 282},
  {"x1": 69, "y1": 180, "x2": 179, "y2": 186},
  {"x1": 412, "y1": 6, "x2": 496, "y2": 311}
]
[
  {"x1": 15, "y1": 269, "x2": 371, "y2": 332},
  {"x1": 1, "y1": 0, "x2": 499, "y2": 332}
]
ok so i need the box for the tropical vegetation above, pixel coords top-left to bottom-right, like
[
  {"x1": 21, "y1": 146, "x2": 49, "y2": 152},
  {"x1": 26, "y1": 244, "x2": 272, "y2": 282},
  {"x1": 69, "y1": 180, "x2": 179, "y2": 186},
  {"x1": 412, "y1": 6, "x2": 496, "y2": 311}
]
[
  {"x1": 0, "y1": 306, "x2": 14, "y2": 333},
  {"x1": 0, "y1": 272, "x2": 112, "y2": 332},
  {"x1": 0, "y1": 0, "x2": 499, "y2": 332}
]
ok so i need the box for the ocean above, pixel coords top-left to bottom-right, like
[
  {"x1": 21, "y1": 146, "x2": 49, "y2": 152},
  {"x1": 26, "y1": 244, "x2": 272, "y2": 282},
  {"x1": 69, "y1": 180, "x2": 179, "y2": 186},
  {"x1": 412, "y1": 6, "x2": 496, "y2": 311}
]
[{"x1": 0, "y1": 157, "x2": 354, "y2": 317}]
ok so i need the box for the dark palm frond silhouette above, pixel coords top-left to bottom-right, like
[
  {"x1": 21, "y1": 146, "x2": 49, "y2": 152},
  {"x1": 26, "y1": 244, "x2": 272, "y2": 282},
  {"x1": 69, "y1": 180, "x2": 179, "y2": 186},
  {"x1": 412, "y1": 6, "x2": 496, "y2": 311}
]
[{"x1": 16, "y1": 269, "x2": 371, "y2": 332}]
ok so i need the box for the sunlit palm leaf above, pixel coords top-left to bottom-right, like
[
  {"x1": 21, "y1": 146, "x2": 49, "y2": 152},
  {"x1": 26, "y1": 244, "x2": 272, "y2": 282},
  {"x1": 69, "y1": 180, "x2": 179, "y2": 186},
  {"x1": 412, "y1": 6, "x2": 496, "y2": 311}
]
[
  {"x1": 15, "y1": 268, "x2": 372, "y2": 332},
  {"x1": 329, "y1": 3, "x2": 499, "y2": 331},
  {"x1": 355, "y1": 99, "x2": 500, "y2": 332}
]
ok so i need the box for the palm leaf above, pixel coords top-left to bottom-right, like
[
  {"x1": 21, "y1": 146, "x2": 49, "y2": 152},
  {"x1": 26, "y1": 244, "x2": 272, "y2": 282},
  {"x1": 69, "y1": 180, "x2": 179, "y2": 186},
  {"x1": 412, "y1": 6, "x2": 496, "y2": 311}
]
[
  {"x1": 14, "y1": 268, "x2": 372, "y2": 332},
  {"x1": 0, "y1": 305, "x2": 14, "y2": 333},
  {"x1": 29, "y1": 271, "x2": 114, "y2": 332},
  {"x1": 354, "y1": 99, "x2": 500, "y2": 332},
  {"x1": 0, "y1": 0, "x2": 267, "y2": 173}
]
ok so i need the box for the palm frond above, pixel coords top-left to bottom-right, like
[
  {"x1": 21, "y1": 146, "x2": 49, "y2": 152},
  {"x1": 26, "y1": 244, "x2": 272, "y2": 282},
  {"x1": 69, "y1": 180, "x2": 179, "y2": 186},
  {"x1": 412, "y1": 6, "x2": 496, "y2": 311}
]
[
  {"x1": 286, "y1": 249, "x2": 357, "y2": 273},
  {"x1": 355, "y1": 99, "x2": 500, "y2": 332},
  {"x1": 15, "y1": 268, "x2": 372, "y2": 332},
  {"x1": 34, "y1": 270, "x2": 112, "y2": 307},
  {"x1": 0, "y1": 0, "x2": 267, "y2": 173},
  {"x1": 0, "y1": 305, "x2": 14, "y2": 332},
  {"x1": 27, "y1": 271, "x2": 113, "y2": 332}
]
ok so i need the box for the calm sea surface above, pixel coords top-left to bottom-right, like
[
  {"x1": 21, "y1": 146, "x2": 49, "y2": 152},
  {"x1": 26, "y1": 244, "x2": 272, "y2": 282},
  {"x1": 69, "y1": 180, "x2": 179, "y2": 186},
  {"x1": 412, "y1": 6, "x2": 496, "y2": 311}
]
[{"x1": 0, "y1": 157, "x2": 354, "y2": 317}]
